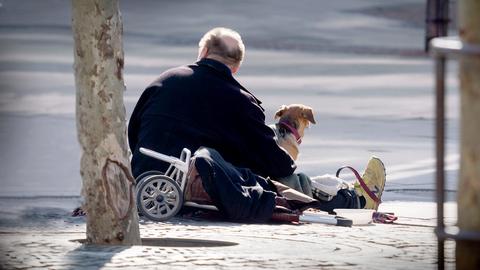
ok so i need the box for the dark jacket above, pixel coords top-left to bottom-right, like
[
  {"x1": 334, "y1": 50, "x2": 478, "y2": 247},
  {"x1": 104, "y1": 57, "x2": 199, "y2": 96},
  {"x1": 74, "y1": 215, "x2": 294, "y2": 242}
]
[{"x1": 128, "y1": 58, "x2": 296, "y2": 179}]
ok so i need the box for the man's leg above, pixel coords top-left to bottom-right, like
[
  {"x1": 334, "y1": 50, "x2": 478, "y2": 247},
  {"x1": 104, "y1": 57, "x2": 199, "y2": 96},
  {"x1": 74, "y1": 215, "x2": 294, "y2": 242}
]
[
  {"x1": 314, "y1": 188, "x2": 365, "y2": 213},
  {"x1": 192, "y1": 147, "x2": 277, "y2": 222},
  {"x1": 277, "y1": 172, "x2": 364, "y2": 212},
  {"x1": 276, "y1": 173, "x2": 313, "y2": 197}
]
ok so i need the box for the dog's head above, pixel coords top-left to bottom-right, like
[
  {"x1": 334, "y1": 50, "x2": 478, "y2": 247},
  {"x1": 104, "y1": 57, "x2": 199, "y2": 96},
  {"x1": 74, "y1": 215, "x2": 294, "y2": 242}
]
[{"x1": 274, "y1": 104, "x2": 316, "y2": 138}]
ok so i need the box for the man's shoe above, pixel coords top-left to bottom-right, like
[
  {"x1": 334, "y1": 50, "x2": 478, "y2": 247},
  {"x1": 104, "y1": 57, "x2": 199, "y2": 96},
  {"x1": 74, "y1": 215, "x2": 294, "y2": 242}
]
[{"x1": 354, "y1": 157, "x2": 386, "y2": 210}]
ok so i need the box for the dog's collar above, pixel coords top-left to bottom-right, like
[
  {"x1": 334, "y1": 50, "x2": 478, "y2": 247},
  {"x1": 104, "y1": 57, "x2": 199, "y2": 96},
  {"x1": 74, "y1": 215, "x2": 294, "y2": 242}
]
[{"x1": 279, "y1": 120, "x2": 302, "y2": 145}]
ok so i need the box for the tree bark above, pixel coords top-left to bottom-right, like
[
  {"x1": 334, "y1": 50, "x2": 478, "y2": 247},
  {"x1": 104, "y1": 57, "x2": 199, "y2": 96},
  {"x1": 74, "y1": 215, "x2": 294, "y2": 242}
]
[
  {"x1": 456, "y1": 0, "x2": 480, "y2": 268},
  {"x1": 72, "y1": 0, "x2": 141, "y2": 245}
]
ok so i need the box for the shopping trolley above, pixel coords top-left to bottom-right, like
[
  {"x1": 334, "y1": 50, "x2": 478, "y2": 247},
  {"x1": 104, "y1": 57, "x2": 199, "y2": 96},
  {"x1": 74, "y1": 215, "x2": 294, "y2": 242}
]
[{"x1": 135, "y1": 147, "x2": 217, "y2": 222}]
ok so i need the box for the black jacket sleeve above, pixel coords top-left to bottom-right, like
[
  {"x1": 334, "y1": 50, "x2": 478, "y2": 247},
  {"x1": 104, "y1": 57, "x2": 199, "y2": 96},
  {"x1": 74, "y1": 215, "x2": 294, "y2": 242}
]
[
  {"x1": 237, "y1": 93, "x2": 296, "y2": 178},
  {"x1": 128, "y1": 87, "x2": 154, "y2": 152}
]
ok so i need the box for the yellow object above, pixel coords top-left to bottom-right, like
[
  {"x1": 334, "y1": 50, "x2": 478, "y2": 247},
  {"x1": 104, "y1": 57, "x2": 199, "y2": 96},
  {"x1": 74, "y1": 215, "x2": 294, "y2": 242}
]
[{"x1": 354, "y1": 157, "x2": 386, "y2": 210}]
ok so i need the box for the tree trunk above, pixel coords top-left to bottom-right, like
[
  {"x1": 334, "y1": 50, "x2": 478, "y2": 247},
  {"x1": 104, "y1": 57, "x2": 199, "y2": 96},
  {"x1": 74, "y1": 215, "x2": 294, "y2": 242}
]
[
  {"x1": 456, "y1": 0, "x2": 480, "y2": 268},
  {"x1": 72, "y1": 0, "x2": 141, "y2": 245}
]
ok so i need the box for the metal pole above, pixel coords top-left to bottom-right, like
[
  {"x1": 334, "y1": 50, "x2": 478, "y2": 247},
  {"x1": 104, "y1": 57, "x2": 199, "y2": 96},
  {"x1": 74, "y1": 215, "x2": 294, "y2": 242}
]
[
  {"x1": 437, "y1": 0, "x2": 449, "y2": 37},
  {"x1": 425, "y1": 0, "x2": 450, "y2": 52},
  {"x1": 431, "y1": 36, "x2": 480, "y2": 270},
  {"x1": 435, "y1": 55, "x2": 446, "y2": 270}
]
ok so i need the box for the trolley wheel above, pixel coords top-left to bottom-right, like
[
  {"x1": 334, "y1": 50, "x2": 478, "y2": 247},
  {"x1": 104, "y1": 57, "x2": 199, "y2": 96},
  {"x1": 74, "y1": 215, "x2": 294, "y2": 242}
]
[
  {"x1": 136, "y1": 175, "x2": 184, "y2": 222},
  {"x1": 135, "y1": 170, "x2": 164, "y2": 186}
]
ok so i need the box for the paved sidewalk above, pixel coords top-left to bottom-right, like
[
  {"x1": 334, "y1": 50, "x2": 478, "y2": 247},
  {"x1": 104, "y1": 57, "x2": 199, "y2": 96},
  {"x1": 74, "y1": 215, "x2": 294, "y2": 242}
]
[{"x1": 0, "y1": 200, "x2": 456, "y2": 269}]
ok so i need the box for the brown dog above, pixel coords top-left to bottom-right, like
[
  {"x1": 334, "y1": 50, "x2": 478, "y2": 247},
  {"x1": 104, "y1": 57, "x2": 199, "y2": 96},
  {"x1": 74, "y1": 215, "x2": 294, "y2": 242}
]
[{"x1": 271, "y1": 104, "x2": 316, "y2": 160}]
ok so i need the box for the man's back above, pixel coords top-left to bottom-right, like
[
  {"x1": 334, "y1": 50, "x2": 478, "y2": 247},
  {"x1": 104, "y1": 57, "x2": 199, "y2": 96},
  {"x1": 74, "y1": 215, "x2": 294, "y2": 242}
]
[{"x1": 128, "y1": 58, "x2": 295, "y2": 179}]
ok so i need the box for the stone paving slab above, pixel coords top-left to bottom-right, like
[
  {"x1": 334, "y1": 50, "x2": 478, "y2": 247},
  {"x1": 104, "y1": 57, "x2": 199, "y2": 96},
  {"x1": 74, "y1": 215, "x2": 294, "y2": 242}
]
[{"x1": 0, "y1": 201, "x2": 456, "y2": 269}]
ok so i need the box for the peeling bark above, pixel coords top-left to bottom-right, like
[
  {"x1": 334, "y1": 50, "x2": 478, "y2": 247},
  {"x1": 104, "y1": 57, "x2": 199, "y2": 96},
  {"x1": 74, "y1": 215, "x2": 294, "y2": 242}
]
[{"x1": 72, "y1": 0, "x2": 140, "y2": 245}]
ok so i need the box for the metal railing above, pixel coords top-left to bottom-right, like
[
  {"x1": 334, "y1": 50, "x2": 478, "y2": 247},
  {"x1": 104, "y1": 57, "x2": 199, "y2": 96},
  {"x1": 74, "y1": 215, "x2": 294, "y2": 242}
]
[{"x1": 429, "y1": 36, "x2": 480, "y2": 270}]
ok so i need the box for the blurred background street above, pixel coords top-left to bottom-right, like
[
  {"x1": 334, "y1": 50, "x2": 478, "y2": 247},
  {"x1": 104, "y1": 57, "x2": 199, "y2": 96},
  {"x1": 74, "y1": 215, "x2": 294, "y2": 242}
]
[
  {"x1": 0, "y1": 1, "x2": 462, "y2": 269},
  {"x1": 0, "y1": 0, "x2": 460, "y2": 200}
]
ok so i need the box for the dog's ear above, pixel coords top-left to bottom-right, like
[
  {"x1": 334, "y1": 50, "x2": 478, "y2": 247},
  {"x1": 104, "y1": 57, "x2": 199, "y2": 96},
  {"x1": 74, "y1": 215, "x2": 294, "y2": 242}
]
[
  {"x1": 302, "y1": 108, "x2": 316, "y2": 124},
  {"x1": 274, "y1": 105, "x2": 288, "y2": 119}
]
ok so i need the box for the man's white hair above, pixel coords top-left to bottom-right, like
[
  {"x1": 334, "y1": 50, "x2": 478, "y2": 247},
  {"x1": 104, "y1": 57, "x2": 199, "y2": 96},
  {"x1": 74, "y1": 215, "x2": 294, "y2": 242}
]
[{"x1": 198, "y1": 27, "x2": 245, "y2": 66}]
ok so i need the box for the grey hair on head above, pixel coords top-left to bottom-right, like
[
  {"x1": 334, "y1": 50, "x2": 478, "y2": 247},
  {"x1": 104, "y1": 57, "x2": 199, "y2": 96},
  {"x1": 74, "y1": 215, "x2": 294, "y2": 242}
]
[{"x1": 198, "y1": 27, "x2": 245, "y2": 67}]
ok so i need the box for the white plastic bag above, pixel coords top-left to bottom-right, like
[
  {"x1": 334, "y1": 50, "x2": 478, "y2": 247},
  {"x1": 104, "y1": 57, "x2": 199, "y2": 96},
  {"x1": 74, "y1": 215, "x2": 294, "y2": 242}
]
[{"x1": 310, "y1": 174, "x2": 350, "y2": 201}]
